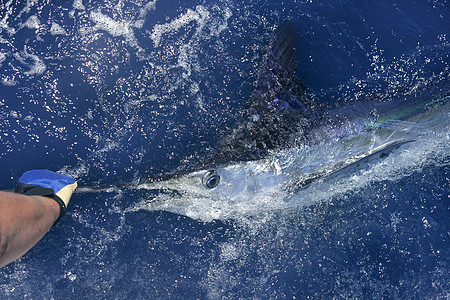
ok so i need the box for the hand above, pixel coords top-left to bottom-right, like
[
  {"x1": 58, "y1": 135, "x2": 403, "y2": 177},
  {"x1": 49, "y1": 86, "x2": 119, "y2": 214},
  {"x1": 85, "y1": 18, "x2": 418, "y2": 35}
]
[{"x1": 15, "y1": 170, "x2": 77, "y2": 225}]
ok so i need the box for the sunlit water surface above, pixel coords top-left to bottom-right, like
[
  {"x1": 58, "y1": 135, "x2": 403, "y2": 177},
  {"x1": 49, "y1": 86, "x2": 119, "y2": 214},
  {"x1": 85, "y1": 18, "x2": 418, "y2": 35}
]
[{"x1": 0, "y1": 0, "x2": 448, "y2": 298}]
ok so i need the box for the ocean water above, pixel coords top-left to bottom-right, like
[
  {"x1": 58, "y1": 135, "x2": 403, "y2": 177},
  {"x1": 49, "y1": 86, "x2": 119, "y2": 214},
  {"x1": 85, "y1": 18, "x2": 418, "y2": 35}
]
[{"x1": 0, "y1": 0, "x2": 449, "y2": 299}]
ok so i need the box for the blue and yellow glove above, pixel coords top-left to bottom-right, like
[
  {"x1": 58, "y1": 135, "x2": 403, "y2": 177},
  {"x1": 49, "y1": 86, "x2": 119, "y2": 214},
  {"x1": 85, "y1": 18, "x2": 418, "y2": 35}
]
[{"x1": 15, "y1": 170, "x2": 77, "y2": 226}]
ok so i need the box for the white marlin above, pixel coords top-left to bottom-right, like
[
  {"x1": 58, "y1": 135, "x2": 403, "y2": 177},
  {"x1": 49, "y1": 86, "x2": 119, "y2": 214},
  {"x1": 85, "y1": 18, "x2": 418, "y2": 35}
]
[{"x1": 79, "y1": 21, "x2": 450, "y2": 221}]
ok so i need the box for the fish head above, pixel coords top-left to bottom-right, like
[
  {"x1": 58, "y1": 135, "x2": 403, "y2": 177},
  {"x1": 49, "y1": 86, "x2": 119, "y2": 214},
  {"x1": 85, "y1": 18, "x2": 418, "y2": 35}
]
[{"x1": 133, "y1": 159, "x2": 288, "y2": 221}]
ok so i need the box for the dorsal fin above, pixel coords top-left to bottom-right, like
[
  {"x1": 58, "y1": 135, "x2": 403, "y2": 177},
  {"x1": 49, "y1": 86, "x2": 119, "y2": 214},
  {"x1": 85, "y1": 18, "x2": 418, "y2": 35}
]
[
  {"x1": 211, "y1": 21, "x2": 315, "y2": 164},
  {"x1": 249, "y1": 20, "x2": 307, "y2": 111},
  {"x1": 268, "y1": 20, "x2": 299, "y2": 74}
]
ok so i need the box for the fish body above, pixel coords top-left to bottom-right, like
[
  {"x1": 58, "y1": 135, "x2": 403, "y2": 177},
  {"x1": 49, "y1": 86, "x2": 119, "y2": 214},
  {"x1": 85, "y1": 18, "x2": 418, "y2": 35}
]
[
  {"x1": 80, "y1": 21, "x2": 449, "y2": 221},
  {"x1": 129, "y1": 96, "x2": 448, "y2": 222}
]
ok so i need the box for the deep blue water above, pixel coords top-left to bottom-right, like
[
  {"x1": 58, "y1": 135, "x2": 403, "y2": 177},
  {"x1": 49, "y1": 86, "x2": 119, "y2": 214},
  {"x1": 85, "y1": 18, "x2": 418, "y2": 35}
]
[{"x1": 0, "y1": 0, "x2": 449, "y2": 298}]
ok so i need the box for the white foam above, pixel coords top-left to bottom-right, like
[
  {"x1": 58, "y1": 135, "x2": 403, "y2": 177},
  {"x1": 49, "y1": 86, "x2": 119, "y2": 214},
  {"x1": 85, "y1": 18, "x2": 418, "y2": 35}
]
[
  {"x1": 50, "y1": 22, "x2": 67, "y2": 35},
  {"x1": 14, "y1": 49, "x2": 46, "y2": 76},
  {"x1": 133, "y1": 1, "x2": 158, "y2": 30},
  {"x1": 88, "y1": 10, "x2": 142, "y2": 50},
  {"x1": 139, "y1": 0, "x2": 157, "y2": 19},
  {"x1": 24, "y1": 15, "x2": 40, "y2": 29},
  {"x1": 69, "y1": 0, "x2": 85, "y2": 18},
  {"x1": 0, "y1": 1, "x2": 38, "y2": 36},
  {"x1": 145, "y1": 4, "x2": 232, "y2": 110},
  {"x1": 1, "y1": 77, "x2": 17, "y2": 86},
  {"x1": 150, "y1": 6, "x2": 210, "y2": 47},
  {"x1": 16, "y1": 0, "x2": 38, "y2": 19},
  {"x1": 73, "y1": 0, "x2": 85, "y2": 11}
]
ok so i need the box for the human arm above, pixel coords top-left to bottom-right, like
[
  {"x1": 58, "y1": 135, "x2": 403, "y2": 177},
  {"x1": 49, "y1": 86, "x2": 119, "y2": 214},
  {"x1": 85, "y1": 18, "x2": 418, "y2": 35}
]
[
  {"x1": 0, "y1": 192, "x2": 60, "y2": 267},
  {"x1": 0, "y1": 170, "x2": 77, "y2": 268}
]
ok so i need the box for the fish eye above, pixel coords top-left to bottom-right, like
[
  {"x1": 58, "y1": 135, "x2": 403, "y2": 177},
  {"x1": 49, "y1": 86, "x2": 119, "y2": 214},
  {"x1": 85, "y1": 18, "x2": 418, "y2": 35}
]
[{"x1": 202, "y1": 169, "x2": 220, "y2": 189}]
